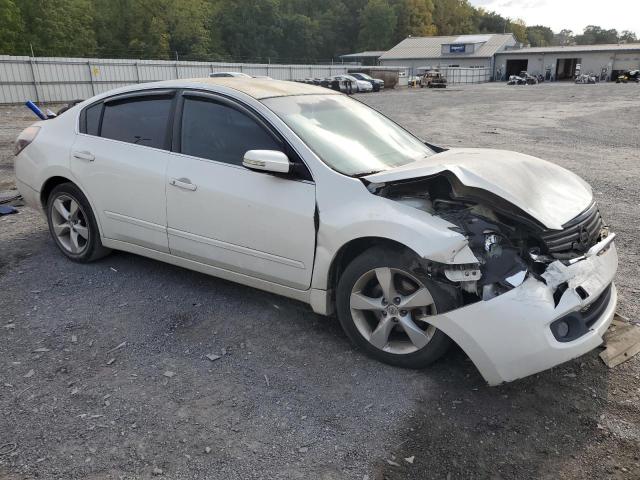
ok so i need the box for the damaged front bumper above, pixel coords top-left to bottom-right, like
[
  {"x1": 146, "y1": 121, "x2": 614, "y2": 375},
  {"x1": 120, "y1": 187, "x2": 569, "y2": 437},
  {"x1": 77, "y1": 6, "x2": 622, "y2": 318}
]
[{"x1": 426, "y1": 238, "x2": 618, "y2": 385}]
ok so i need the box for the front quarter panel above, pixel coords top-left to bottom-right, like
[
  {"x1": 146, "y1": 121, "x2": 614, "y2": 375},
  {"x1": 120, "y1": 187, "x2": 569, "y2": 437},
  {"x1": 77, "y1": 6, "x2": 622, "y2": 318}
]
[{"x1": 311, "y1": 175, "x2": 475, "y2": 291}]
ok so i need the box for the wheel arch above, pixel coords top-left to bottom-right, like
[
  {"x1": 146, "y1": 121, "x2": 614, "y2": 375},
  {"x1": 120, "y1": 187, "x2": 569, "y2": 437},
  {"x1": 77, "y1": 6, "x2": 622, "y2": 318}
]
[
  {"x1": 39, "y1": 175, "x2": 104, "y2": 236},
  {"x1": 326, "y1": 237, "x2": 419, "y2": 293}
]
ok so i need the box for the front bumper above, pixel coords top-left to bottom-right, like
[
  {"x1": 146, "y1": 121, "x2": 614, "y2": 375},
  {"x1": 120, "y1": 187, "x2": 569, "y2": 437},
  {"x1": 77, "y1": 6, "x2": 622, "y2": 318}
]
[{"x1": 427, "y1": 240, "x2": 618, "y2": 385}]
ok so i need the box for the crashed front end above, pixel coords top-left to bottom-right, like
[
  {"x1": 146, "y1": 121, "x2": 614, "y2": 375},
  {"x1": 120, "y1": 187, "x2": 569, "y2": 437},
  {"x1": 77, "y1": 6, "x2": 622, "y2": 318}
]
[{"x1": 369, "y1": 172, "x2": 618, "y2": 385}]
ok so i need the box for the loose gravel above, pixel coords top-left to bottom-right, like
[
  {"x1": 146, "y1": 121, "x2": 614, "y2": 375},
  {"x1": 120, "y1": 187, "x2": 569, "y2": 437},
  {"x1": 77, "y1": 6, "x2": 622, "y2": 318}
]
[{"x1": 1, "y1": 82, "x2": 639, "y2": 479}]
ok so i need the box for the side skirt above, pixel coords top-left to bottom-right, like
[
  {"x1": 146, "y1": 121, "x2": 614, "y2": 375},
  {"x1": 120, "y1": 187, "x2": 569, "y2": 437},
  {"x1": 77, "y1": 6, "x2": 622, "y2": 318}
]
[{"x1": 101, "y1": 238, "x2": 331, "y2": 314}]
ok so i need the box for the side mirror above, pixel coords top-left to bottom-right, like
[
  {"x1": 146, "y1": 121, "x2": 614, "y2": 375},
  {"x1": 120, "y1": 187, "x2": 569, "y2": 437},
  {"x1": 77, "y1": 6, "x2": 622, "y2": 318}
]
[{"x1": 243, "y1": 150, "x2": 291, "y2": 174}]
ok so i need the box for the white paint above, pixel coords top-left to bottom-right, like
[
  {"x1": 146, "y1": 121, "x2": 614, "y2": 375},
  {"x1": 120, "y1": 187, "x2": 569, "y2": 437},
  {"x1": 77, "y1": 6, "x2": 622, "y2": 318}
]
[{"x1": 14, "y1": 78, "x2": 618, "y2": 385}]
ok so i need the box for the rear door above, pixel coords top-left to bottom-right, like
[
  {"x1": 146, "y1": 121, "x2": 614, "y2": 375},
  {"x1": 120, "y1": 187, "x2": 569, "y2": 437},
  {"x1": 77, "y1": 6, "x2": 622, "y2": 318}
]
[
  {"x1": 165, "y1": 91, "x2": 317, "y2": 290},
  {"x1": 71, "y1": 90, "x2": 176, "y2": 252}
]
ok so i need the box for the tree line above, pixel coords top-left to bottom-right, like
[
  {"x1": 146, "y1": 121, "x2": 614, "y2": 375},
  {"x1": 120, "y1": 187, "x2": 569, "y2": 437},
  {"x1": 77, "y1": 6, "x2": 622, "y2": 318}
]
[{"x1": 0, "y1": 0, "x2": 637, "y2": 63}]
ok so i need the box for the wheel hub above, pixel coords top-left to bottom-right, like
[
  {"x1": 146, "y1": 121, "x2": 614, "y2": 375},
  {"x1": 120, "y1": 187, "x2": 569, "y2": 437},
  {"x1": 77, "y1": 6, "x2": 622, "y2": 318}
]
[{"x1": 386, "y1": 304, "x2": 399, "y2": 317}]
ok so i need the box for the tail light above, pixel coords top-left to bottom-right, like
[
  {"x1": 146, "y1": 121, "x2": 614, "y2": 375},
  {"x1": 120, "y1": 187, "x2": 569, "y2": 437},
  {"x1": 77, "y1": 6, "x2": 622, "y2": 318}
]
[{"x1": 14, "y1": 125, "x2": 40, "y2": 156}]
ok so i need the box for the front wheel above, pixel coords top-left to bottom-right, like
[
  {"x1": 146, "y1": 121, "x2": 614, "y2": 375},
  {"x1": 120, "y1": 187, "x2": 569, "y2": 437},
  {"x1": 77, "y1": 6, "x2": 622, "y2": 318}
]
[{"x1": 336, "y1": 248, "x2": 458, "y2": 369}]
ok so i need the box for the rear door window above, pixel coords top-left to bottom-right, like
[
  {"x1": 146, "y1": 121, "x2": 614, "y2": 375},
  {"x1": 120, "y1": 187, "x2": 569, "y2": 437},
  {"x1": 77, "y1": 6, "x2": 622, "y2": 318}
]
[{"x1": 100, "y1": 96, "x2": 173, "y2": 149}]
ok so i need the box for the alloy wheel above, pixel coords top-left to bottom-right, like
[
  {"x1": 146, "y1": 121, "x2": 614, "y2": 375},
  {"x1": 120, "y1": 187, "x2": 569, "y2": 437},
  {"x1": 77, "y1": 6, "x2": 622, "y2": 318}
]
[
  {"x1": 349, "y1": 267, "x2": 437, "y2": 354},
  {"x1": 50, "y1": 194, "x2": 90, "y2": 255}
]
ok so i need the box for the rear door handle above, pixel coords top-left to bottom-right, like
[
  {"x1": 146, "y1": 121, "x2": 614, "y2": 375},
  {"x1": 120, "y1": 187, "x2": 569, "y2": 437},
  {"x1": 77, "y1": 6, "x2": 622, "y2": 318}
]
[
  {"x1": 72, "y1": 150, "x2": 95, "y2": 162},
  {"x1": 169, "y1": 178, "x2": 197, "y2": 191}
]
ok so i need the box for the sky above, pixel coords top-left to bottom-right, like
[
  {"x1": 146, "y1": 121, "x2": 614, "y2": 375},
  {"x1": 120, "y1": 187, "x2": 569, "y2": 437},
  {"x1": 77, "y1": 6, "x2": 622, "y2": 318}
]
[{"x1": 468, "y1": 0, "x2": 640, "y2": 35}]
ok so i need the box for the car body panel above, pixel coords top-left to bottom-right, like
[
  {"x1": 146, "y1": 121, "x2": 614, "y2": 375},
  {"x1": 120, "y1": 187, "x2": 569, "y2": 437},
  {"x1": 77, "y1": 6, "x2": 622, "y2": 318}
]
[
  {"x1": 71, "y1": 134, "x2": 172, "y2": 252},
  {"x1": 427, "y1": 243, "x2": 618, "y2": 385},
  {"x1": 365, "y1": 148, "x2": 594, "y2": 230},
  {"x1": 165, "y1": 153, "x2": 317, "y2": 290}
]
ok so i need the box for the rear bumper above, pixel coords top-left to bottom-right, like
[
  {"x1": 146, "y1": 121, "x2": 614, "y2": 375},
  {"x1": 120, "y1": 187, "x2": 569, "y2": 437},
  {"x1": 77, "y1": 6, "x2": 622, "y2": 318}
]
[
  {"x1": 428, "y1": 242, "x2": 618, "y2": 385},
  {"x1": 16, "y1": 178, "x2": 42, "y2": 212}
]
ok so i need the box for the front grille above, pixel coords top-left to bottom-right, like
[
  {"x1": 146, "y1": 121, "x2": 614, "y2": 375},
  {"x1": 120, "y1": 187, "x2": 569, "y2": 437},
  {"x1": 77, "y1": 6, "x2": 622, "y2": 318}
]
[{"x1": 540, "y1": 202, "x2": 604, "y2": 254}]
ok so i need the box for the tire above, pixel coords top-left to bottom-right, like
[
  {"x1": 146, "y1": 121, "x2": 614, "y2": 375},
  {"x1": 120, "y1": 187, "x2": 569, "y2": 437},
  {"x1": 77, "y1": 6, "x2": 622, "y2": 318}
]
[
  {"x1": 336, "y1": 247, "x2": 459, "y2": 369},
  {"x1": 46, "y1": 182, "x2": 111, "y2": 262}
]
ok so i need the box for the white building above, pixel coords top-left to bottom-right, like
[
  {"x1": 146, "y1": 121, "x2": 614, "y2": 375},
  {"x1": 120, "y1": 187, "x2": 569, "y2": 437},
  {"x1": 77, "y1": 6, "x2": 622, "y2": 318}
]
[
  {"x1": 378, "y1": 34, "x2": 517, "y2": 77},
  {"x1": 494, "y1": 44, "x2": 640, "y2": 81}
]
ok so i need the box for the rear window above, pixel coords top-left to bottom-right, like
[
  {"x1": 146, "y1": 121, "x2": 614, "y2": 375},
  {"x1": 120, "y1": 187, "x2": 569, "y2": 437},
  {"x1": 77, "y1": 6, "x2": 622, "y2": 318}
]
[{"x1": 100, "y1": 97, "x2": 172, "y2": 149}]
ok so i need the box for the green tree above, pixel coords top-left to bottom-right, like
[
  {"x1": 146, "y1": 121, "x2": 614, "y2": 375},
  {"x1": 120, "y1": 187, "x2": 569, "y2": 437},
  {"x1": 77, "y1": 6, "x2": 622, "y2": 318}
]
[
  {"x1": 575, "y1": 25, "x2": 618, "y2": 45},
  {"x1": 165, "y1": 0, "x2": 213, "y2": 59},
  {"x1": 392, "y1": 0, "x2": 435, "y2": 42},
  {"x1": 357, "y1": 0, "x2": 397, "y2": 50},
  {"x1": 619, "y1": 30, "x2": 638, "y2": 43},
  {"x1": 19, "y1": 0, "x2": 96, "y2": 56},
  {"x1": 507, "y1": 18, "x2": 527, "y2": 43},
  {"x1": 526, "y1": 25, "x2": 554, "y2": 47},
  {"x1": 0, "y1": 0, "x2": 23, "y2": 54},
  {"x1": 215, "y1": 0, "x2": 283, "y2": 61},
  {"x1": 433, "y1": 0, "x2": 473, "y2": 35},
  {"x1": 553, "y1": 29, "x2": 574, "y2": 46}
]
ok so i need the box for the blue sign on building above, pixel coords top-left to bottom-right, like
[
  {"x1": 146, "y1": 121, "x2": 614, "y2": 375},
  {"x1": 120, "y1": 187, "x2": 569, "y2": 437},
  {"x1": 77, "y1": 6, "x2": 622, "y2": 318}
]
[{"x1": 450, "y1": 44, "x2": 466, "y2": 53}]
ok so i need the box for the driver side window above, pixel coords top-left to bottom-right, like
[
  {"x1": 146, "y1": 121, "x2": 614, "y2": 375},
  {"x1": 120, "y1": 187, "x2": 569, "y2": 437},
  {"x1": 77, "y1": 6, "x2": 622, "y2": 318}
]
[{"x1": 180, "y1": 97, "x2": 281, "y2": 166}]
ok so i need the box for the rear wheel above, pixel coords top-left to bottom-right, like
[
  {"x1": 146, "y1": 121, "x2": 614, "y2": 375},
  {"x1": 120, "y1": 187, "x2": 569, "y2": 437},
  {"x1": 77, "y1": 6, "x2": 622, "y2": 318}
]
[
  {"x1": 336, "y1": 247, "x2": 458, "y2": 368},
  {"x1": 46, "y1": 183, "x2": 110, "y2": 262}
]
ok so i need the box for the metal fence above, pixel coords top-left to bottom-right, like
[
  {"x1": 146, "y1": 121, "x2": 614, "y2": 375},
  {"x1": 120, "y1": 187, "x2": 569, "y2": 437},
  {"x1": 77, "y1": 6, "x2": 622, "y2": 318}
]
[
  {"x1": 0, "y1": 55, "x2": 354, "y2": 104},
  {"x1": 439, "y1": 67, "x2": 492, "y2": 84}
]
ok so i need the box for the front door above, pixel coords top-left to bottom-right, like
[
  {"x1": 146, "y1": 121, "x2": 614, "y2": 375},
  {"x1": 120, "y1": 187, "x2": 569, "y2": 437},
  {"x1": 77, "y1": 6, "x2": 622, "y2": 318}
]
[
  {"x1": 166, "y1": 92, "x2": 316, "y2": 290},
  {"x1": 71, "y1": 91, "x2": 175, "y2": 252}
]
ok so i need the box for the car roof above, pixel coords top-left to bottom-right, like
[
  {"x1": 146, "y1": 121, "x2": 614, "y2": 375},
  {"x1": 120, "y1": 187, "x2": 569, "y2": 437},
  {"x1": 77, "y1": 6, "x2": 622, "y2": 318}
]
[{"x1": 108, "y1": 78, "x2": 341, "y2": 100}]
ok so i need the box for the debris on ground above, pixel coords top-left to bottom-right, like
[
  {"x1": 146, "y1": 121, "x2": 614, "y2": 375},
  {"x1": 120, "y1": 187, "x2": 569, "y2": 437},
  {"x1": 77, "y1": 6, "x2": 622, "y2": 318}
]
[
  {"x1": 152, "y1": 467, "x2": 163, "y2": 475},
  {"x1": 163, "y1": 371, "x2": 175, "y2": 378},
  {"x1": 600, "y1": 314, "x2": 640, "y2": 368},
  {"x1": 23, "y1": 369, "x2": 34, "y2": 378},
  {"x1": 404, "y1": 456, "x2": 415, "y2": 464},
  {"x1": 106, "y1": 358, "x2": 116, "y2": 366},
  {"x1": 387, "y1": 459, "x2": 401, "y2": 467},
  {"x1": 107, "y1": 341, "x2": 127, "y2": 353},
  {"x1": 0, "y1": 205, "x2": 18, "y2": 216},
  {"x1": 205, "y1": 353, "x2": 221, "y2": 362},
  {"x1": 205, "y1": 446, "x2": 211, "y2": 454}
]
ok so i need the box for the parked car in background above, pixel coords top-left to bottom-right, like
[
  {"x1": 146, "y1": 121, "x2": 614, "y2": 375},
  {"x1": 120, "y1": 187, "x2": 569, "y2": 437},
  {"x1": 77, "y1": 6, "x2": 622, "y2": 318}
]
[
  {"x1": 15, "y1": 78, "x2": 617, "y2": 386},
  {"x1": 332, "y1": 75, "x2": 373, "y2": 93},
  {"x1": 350, "y1": 72, "x2": 385, "y2": 92},
  {"x1": 209, "y1": 72, "x2": 252, "y2": 78},
  {"x1": 420, "y1": 70, "x2": 447, "y2": 88}
]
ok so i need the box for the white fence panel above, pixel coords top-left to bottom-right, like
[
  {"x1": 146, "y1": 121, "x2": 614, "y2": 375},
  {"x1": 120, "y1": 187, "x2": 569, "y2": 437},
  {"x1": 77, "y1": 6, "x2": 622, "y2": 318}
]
[
  {"x1": 0, "y1": 55, "x2": 354, "y2": 104},
  {"x1": 440, "y1": 67, "x2": 492, "y2": 84}
]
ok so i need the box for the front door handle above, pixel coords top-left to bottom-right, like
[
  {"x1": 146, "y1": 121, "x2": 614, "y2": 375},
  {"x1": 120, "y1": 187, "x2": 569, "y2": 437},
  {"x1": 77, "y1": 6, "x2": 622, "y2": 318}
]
[
  {"x1": 169, "y1": 178, "x2": 197, "y2": 191},
  {"x1": 72, "y1": 150, "x2": 95, "y2": 162}
]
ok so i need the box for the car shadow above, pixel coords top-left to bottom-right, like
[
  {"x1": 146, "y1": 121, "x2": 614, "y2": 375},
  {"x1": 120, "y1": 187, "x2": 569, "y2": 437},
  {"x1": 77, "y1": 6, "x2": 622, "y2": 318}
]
[{"x1": 371, "y1": 343, "x2": 617, "y2": 479}]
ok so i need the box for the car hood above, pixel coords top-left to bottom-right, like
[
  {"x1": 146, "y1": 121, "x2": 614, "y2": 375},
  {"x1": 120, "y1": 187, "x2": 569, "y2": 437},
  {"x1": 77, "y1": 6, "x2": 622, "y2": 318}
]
[{"x1": 364, "y1": 148, "x2": 593, "y2": 230}]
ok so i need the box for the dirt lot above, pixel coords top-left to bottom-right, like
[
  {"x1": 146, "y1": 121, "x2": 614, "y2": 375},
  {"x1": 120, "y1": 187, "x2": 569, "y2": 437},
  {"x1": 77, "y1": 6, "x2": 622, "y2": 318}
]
[{"x1": 1, "y1": 82, "x2": 639, "y2": 480}]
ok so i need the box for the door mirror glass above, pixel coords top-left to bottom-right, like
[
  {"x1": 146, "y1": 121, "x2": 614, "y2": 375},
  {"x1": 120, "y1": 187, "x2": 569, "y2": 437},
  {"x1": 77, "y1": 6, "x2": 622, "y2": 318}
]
[{"x1": 243, "y1": 150, "x2": 290, "y2": 174}]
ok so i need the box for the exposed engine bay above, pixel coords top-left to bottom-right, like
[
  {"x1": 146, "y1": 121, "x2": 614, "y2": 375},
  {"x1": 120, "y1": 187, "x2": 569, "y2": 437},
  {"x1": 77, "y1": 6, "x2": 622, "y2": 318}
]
[{"x1": 368, "y1": 173, "x2": 611, "y2": 304}]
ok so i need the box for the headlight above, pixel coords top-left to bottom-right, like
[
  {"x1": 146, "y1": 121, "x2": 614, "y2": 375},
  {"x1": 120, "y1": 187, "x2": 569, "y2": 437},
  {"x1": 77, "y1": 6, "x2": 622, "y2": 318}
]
[{"x1": 14, "y1": 125, "x2": 40, "y2": 156}]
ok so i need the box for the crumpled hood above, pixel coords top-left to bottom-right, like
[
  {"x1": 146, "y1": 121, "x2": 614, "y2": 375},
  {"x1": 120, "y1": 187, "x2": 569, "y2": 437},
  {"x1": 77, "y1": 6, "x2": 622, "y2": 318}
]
[{"x1": 364, "y1": 148, "x2": 593, "y2": 230}]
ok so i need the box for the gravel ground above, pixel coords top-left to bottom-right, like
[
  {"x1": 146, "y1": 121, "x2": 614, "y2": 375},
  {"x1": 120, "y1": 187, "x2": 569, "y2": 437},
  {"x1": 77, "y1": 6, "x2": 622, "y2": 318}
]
[{"x1": 1, "y1": 82, "x2": 639, "y2": 480}]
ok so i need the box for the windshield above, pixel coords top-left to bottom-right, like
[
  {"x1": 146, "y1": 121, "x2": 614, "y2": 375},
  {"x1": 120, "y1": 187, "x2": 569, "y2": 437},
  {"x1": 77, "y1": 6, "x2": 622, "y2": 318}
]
[
  {"x1": 263, "y1": 95, "x2": 434, "y2": 176},
  {"x1": 355, "y1": 73, "x2": 373, "y2": 80}
]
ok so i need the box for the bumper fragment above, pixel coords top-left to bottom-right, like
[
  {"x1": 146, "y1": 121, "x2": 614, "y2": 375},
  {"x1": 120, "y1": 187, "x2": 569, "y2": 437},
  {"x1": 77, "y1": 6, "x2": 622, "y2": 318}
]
[{"x1": 427, "y1": 242, "x2": 618, "y2": 385}]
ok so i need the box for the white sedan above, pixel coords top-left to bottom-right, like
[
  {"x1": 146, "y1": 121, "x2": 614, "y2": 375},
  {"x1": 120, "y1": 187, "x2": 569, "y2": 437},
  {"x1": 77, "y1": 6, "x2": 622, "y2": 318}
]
[{"x1": 14, "y1": 78, "x2": 617, "y2": 385}]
